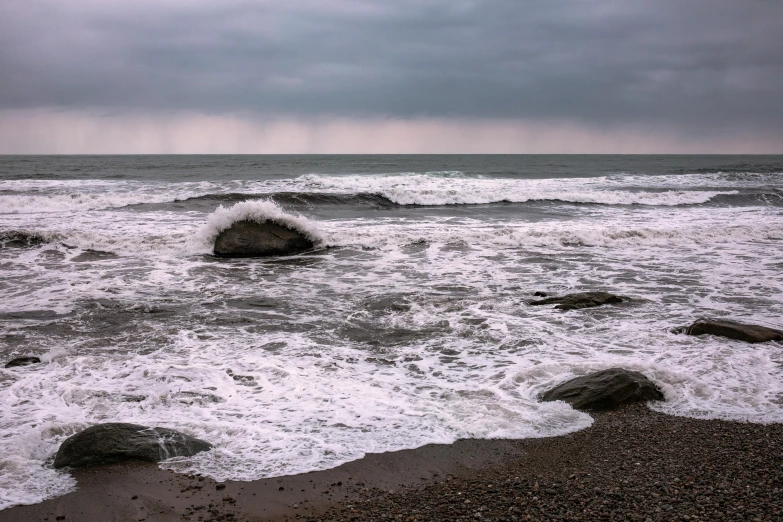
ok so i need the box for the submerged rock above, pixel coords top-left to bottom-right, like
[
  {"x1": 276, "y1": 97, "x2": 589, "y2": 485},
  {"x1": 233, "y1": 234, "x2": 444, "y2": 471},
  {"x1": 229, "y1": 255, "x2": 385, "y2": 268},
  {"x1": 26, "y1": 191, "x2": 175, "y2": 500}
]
[
  {"x1": 675, "y1": 318, "x2": 783, "y2": 344},
  {"x1": 4, "y1": 356, "x2": 41, "y2": 368},
  {"x1": 54, "y1": 422, "x2": 212, "y2": 468},
  {"x1": 530, "y1": 291, "x2": 623, "y2": 310},
  {"x1": 214, "y1": 220, "x2": 313, "y2": 257},
  {"x1": 541, "y1": 368, "x2": 664, "y2": 411}
]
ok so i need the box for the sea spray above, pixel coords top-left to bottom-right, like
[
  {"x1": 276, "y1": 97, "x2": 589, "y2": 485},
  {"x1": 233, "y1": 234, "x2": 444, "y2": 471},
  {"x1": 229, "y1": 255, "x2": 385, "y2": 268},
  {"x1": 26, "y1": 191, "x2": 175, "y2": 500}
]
[{"x1": 196, "y1": 200, "x2": 325, "y2": 250}]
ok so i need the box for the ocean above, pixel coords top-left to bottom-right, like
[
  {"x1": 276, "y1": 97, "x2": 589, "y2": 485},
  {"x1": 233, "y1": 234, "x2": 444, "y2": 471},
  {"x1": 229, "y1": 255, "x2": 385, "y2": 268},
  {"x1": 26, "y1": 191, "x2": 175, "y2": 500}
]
[{"x1": 1, "y1": 154, "x2": 782, "y2": 509}]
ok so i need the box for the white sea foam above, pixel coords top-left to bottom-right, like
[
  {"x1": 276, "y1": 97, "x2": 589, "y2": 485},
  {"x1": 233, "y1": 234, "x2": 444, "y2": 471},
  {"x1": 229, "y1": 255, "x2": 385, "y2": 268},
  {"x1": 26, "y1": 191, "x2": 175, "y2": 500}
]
[
  {"x1": 0, "y1": 179, "x2": 281, "y2": 214},
  {"x1": 296, "y1": 173, "x2": 739, "y2": 206},
  {"x1": 315, "y1": 213, "x2": 783, "y2": 251},
  {"x1": 0, "y1": 204, "x2": 780, "y2": 262},
  {"x1": 1, "y1": 168, "x2": 782, "y2": 511},
  {"x1": 1, "y1": 170, "x2": 768, "y2": 215}
]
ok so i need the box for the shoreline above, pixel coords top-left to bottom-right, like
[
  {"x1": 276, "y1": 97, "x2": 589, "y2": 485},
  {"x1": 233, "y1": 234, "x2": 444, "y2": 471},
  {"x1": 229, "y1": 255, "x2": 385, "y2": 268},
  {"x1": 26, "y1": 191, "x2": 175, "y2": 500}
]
[{"x1": 2, "y1": 404, "x2": 782, "y2": 521}]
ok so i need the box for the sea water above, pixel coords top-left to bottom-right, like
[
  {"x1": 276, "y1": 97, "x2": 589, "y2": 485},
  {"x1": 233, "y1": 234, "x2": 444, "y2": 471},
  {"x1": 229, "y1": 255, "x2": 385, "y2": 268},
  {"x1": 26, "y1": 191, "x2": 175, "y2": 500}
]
[{"x1": 1, "y1": 155, "x2": 782, "y2": 509}]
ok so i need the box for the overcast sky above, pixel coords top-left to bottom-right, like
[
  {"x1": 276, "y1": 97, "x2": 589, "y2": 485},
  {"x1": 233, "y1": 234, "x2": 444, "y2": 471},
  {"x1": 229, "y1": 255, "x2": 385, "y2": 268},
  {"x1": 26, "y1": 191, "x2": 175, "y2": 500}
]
[{"x1": 1, "y1": 0, "x2": 781, "y2": 153}]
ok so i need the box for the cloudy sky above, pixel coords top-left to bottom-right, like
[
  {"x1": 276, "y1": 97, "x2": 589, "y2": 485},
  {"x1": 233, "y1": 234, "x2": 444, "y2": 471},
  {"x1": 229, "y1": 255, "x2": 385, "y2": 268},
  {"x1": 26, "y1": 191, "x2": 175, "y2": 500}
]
[{"x1": 1, "y1": 0, "x2": 781, "y2": 153}]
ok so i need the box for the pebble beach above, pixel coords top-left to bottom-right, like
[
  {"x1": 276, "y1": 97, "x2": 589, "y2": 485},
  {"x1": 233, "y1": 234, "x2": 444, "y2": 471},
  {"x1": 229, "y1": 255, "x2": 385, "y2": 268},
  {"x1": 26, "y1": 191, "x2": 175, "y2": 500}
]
[{"x1": 3, "y1": 404, "x2": 782, "y2": 521}]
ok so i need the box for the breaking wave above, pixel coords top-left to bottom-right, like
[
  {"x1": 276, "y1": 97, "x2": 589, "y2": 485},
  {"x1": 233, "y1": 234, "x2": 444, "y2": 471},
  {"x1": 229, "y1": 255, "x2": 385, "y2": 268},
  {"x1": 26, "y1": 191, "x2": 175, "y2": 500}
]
[
  {"x1": 4, "y1": 170, "x2": 781, "y2": 215},
  {"x1": 197, "y1": 200, "x2": 325, "y2": 249},
  {"x1": 172, "y1": 189, "x2": 775, "y2": 209},
  {"x1": 295, "y1": 174, "x2": 738, "y2": 207},
  {"x1": 176, "y1": 191, "x2": 398, "y2": 208}
]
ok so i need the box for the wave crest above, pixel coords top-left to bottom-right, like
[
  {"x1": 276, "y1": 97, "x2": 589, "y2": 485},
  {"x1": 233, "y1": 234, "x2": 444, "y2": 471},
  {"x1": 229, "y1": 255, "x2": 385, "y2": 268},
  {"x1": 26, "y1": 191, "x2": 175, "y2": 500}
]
[
  {"x1": 297, "y1": 174, "x2": 738, "y2": 207},
  {"x1": 177, "y1": 192, "x2": 397, "y2": 208},
  {"x1": 197, "y1": 200, "x2": 324, "y2": 248}
]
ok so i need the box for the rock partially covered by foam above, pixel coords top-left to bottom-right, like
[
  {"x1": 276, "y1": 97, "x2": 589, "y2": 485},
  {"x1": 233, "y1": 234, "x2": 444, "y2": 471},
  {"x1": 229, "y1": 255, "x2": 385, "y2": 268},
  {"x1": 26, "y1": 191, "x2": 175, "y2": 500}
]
[
  {"x1": 4, "y1": 356, "x2": 41, "y2": 368},
  {"x1": 674, "y1": 318, "x2": 783, "y2": 344},
  {"x1": 214, "y1": 220, "x2": 314, "y2": 257},
  {"x1": 0, "y1": 231, "x2": 49, "y2": 248},
  {"x1": 530, "y1": 291, "x2": 623, "y2": 310},
  {"x1": 541, "y1": 368, "x2": 664, "y2": 411},
  {"x1": 54, "y1": 423, "x2": 212, "y2": 468}
]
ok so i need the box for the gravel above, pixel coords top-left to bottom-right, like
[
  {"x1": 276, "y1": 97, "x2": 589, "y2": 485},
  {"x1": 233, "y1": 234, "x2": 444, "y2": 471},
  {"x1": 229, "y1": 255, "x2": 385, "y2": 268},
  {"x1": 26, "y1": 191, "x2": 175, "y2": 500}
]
[{"x1": 314, "y1": 404, "x2": 783, "y2": 522}]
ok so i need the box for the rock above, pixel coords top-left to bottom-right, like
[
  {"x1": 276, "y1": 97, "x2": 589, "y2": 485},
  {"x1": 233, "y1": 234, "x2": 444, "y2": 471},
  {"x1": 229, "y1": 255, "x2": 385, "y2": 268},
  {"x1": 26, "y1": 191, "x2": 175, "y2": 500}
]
[
  {"x1": 533, "y1": 291, "x2": 548, "y2": 297},
  {"x1": 70, "y1": 250, "x2": 119, "y2": 262},
  {"x1": 214, "y1": 220, "x2": 313, "y2": 257},
  {"x1": 540, "y1": 368, "x2": 664, "y2": 411},
  {"x1": 529, "y1": 291, "x2": 623, "y2": 310},
  {"x1": 365, "y1": 296, "x2": 412, "y2": 313},
  {"x1": 0, "y1": 232, "x2": 48, "y2": 248},
  {"x1": 5, "y1": 356, "x2": 41, "y2": 368},
  {"x1": 54, "y1": 422, "x2": 212, "y2": 468},
  {"x1": 675, "y1": 318, "x2": 783, "y2": 344}
]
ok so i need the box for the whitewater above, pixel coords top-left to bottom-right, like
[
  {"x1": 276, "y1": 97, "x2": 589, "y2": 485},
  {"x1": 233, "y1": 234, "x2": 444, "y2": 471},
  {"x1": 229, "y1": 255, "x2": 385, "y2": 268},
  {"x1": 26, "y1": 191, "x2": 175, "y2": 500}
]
[{"x1": 1, "y1": 155, "x2": 782, "y2": 510}]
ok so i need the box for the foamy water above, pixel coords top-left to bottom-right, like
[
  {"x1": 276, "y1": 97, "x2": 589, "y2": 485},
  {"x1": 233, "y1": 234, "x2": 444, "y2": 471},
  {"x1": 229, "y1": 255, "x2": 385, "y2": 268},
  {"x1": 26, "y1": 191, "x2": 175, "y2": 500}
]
[{"x1": 1, "y1": 155, "x2": 782, "y2": 510}]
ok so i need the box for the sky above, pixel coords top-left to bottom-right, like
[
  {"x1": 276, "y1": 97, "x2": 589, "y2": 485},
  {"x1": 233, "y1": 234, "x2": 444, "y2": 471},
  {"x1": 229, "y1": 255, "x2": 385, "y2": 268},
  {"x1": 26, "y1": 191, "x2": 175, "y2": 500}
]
[{"x1": 1, "y1": 0, "x2": 781, "y2": 153}]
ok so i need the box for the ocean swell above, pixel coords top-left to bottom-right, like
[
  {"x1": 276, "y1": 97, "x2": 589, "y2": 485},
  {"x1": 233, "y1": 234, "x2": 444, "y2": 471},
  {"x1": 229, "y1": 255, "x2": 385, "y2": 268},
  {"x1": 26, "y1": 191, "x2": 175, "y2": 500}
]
[
  {"x1": 175, "y1": 191, "x2": 397, "y2": 208},
  {"x1": 296, "y1": 174, "x2": 738, "y2": 207}
]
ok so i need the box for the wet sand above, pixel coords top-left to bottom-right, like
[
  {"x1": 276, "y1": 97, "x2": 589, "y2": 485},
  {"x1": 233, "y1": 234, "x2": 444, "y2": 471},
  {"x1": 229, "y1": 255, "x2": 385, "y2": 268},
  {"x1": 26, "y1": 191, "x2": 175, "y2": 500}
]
[{"x1": 2, "y1": 404, "x2": 782, "y2": 521}]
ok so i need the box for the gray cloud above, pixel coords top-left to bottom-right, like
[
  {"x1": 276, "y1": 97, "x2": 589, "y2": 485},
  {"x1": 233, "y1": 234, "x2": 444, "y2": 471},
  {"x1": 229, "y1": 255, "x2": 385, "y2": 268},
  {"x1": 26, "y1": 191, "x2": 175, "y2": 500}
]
[{"x1": 1, "y1": 0, "x2": 782, "y2": 132}]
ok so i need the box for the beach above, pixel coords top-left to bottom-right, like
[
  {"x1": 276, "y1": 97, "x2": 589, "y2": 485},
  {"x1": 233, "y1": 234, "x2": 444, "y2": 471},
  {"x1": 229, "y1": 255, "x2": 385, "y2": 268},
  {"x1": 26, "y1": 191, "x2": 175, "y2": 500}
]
[{"x1": 2, "y1": 403, "x2": 781, "y2": 521}]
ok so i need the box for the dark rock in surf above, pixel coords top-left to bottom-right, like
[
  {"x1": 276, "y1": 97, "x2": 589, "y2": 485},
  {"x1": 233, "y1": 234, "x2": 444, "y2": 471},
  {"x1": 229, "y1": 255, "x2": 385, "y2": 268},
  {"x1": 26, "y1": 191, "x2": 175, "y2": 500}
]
[
  {"x1": 214, "y1": 220, "x2": 313, "y2": 257},
  {"x1": 533, "y1": 291, "x2": 548, "y2": 297},
  {"x1": 365, "y1": 295, "x2": 413, "y2": 313},
  {"x1": 54, "y1": 422, "x2": 212, "y2": 469},
  {"x1": 530, "y1": 291, "x2": 623, "y2": 310},
  {"x1": 70, "y1": 249, "x2": 119, "y2": 262},
  {"x1": 4, "y1": 356, "x2": 41, "y2": 368},
  {"x1": 0, "y1": 232, "x2": 48, "y2": 248},
  {"x1": 541, "y1": 368, "x2": 664, "y2": 411},
  {"x1": 674, "y1": 318, "x2": 783, "y2": 344}
]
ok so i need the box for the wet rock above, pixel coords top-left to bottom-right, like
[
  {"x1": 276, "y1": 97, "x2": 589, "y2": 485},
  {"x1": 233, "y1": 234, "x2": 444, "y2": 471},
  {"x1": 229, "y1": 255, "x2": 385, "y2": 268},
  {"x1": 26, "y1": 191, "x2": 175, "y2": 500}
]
[
  {"x1": 120, "y1": 395, "x2": 147, "y2": 403},
  {"x1": 365, "y1": 296, "x2": 412, "y2": 313},
  {"x1": 674, "y1": 318, "x2": 783, "y2": 344},
  {"x1": 0, "y1": 231, "x2": 49, "y2": 248},
  {"x1": 70, "y1": 250, "x2": 119, "y2": 262},
  {"x1": 533, "y1": 291, "x2": 548, "y2": 297},
  {"x1": 540, "y1": 368, "x2": 664, "y2": 411},
  {"x1": 214, "y1": 220, "x2": 313, "y2": 257},
  {"x1": 0, "y1": 310, "x2": 65, "y2": 320},
  {"x1": 54, "y1": 422, "x2": 212, "y2": 468},
  {"x1": 4, "y1": 356, "x2": 41, "y2": 368},
  {"x1": 530, "y1": 291, "x2": 623, "y2": 310}
]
